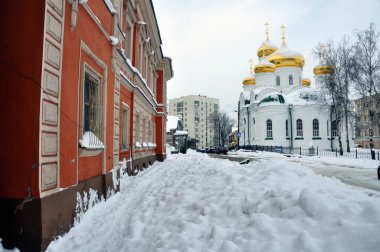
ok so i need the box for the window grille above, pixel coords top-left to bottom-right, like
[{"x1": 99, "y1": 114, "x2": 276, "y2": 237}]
[
  {"x1": 267, "y1": 119, "x2": 273, "y2": 138},
  {"x1": 296, "y1": 119, "x2": 303, "y2": 137},
  {"x1": 313, "y1": 119, "x2": 319, "y2": 137},
  {"x1": 84, "y1": 72, "x2": 102, "y2": 140}
]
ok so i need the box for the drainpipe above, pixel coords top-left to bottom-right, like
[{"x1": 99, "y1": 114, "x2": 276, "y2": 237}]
[
  {"x1": 247, "y1": 106, "x2": 250, "y2": 145},
  {"x1": 330, "y1": 109, "x2": 333, "y2": 150},
  {"x1": 288, "y1": 104, "x2": 293, "y2": 150},
  {"x1": 70, "y1": 0, "x2": 79, "y2": 32}
]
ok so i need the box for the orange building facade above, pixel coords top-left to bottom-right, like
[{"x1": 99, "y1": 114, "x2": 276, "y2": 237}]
[{"x1": 0, "y1": 0, "x2": 172, "y2": 250}]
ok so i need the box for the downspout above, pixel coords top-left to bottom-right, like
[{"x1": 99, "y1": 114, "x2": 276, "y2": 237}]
[
  {"x1": 330, "y1": 109, "x2": 333, "y2": 150},
  {"x1": 288, "y1": 104, "x2": 293, "y2": 150},
  {"x1": 70, "y1": 0, "x2": 79, "y2": 32},
  {"x1": 247, "y1": 106, "x2": 250, "y2": 145}
]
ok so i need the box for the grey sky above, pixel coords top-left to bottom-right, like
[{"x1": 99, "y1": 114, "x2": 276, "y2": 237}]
[{"x1": 153, "y1": 0, "x2": 380, "y2": 115}]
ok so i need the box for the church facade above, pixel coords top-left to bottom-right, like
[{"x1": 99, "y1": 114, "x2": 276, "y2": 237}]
[{"x1": 238, "y1": 25, "x2": 354, "y2": 151}]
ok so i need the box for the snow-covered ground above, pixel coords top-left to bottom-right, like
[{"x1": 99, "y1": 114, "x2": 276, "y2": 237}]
[
  {"x1": 228, "y1": 150, "x2": 380, "y2": 192},
  {"x1": 43, "y1": 150, "x2": 380, "y2": 252}
]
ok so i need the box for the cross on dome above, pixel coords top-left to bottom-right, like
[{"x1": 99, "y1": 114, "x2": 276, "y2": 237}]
[
  {"x1": 264, "y1": 22, "x2": 270, "y2": 41},
  {"x1": 280, "y1": 24, "x2": 286, "y2": 45}
]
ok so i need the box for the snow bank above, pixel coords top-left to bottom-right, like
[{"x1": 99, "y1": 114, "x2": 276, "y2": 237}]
[{"x1": 46, "y1": 151, "x2": 380, "y2": 252}]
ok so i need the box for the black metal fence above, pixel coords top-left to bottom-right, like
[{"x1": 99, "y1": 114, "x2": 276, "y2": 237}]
[{"x1": 239, "y1": 145, "x2": 380, "y2": 160}]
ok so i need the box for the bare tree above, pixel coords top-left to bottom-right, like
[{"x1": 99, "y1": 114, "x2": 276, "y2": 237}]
[
  {"x1": 211, "y1": 111, "x2": 235, "y2": 147},
  {"x1": 314, "y1": 40, "x2": 353, "y2": 155},
  {"x1": 352, "y1": 23, "x2": 380, "y2": 158}
]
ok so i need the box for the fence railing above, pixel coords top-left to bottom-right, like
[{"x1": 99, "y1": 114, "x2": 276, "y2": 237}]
[{"x1": 238, "y1": 145, "x2": 380, "y2": 160}]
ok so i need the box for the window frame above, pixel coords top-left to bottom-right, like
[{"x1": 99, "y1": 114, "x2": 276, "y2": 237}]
[
  {"x1": 296, "y1": 119, "x2": 303, "y2": 137},
  {"x1": 121, "y1": 103, "x2": 130, "y2": 150},
  {"x1": 82, "y1": 63, "x2": 103, "y2": 140},
  {"x1": 266, "y1": 119, "x2": 273, "y2": 138},
  {"x1": 313, "y1": 119, "x2": 319, "y2": 137},
  {"x1": 289, "y1": 75, "x2": 293, "y2": 85},
  {"x1": 276, "y1": 76, "x2": 280, "y2": 86}
]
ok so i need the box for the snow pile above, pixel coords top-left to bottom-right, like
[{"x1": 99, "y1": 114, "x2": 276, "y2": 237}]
[
  {"x1": 79, "y1": 131, "x2": 104, "y2": 149},
  {"x1": 109, "y1": 36, "x2": 119, "y2": 45},
  {"x1": 46, "y1": 151, "x2": 380, "y2": 252},
  {"x1": 75, "y1": 189, "x2": 102, "y2": 225}
]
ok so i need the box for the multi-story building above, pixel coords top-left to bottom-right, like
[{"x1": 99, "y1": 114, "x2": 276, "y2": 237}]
[
  {"x1": 169, "y1": 95, "x2": 219, "y2": 149},
  {"x1": 0, "y1": 0, "x2": 172, "y2": 250},
  {"x1": 355, "y1": 95, "x2": 380, "y2": 149}
]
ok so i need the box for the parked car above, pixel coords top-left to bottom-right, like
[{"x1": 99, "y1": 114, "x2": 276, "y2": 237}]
[{"x1": 215, "y1": 146, "x2": 228, "y2": 155}]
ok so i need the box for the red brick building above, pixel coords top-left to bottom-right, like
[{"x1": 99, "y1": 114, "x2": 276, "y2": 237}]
[{"x1": 0, "y1": 0, "x2": 172, "y2": 250}]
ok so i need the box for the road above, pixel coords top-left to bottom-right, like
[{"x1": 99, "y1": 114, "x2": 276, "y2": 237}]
[{"x1": 209, "y1": 153, "x2": 380, "y2": 192}]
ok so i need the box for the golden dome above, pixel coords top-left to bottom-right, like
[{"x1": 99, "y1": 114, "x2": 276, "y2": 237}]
[
  {"x1": 254, "y1": 58, "x2": 276, "y2": 73},
  {"x1": 257, "y1": 40, "x2": 278, "y2": 58},
  {"x1": 268, "y1": 45, "x2": 305, "y2": 68},
  {"x1": 313, "y1": 65, "x2": 334, "y2": 75},
  {"x1": 242, "y1": 75, "x2": 256, "y2": 85},
  {"x1": 302, "y1": 78, "x2": 311, "y2": 86}
]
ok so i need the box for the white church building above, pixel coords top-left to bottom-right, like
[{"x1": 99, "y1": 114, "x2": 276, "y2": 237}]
[{"x1": 238, "y1": 25, "x2": 354, "y2": 150}]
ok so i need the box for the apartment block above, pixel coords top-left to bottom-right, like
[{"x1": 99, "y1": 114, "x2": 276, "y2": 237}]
[{"x1": 169, "y1": 95, "x2": 219, "y2": 149}]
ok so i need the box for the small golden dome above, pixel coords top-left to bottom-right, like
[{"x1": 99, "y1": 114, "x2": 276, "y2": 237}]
[
  {"x1": 254, "y1": 58, "x2": 276, "y2": 73},
  {"x1": 302, "y1": 78, "x2": 311, "y2": 86},
  {"x1": 313, "y1": 65, "x2": 334, "y2": 75},
  {"x1": 257, "y1": 40, "x2": 278, "y2": 58},
  {"x1": 268, "y1": 45, "x2": 305, "y2": 68},
  {"x1": 242, "y1": 75, "x2": 256, "y2": 85}
]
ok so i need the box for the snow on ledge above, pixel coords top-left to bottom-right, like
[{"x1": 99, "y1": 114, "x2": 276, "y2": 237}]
[
  {"x1": 79, "y1": 0, "x2": 88, "y2": 4},
  {"x1": 79, "y1": 131, "x2": 104, "y2": 149},
  {"x1": 109, "y1": 36, "x2": 119, "y2": 45},
  {"x1": 135, "y1": 142, "x2": 142, "y2": 148},
  {"x1": 142, "y1": 142, "x2": 148, "y2": 147}
]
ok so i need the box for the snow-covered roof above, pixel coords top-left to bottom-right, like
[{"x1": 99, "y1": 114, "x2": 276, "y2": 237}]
[
  {"x1": 286, "y1": 88, "x2": 322, "y2": 105},
  {"x1": 269, "y1": 44, "x2": 303, "y2": 58},
  {"x1": 167, "y1": 116, "x2": 180, "y2": 132},
  {"x1": 258, "y1": 92, "x2": 286, "y2": 107},
  {"x1": 243, "y1": 91, "x2": 250, "y2": 101},
  {"x1": 173, "y1": 130, "x2": 188, "y2": 136}
]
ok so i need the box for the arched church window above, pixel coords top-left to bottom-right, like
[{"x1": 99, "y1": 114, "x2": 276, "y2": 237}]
[
  {"x1": 296, "y1": 119, "x2": 303, "y2": 137},
  {"x1": 276, "y1": 76, "x2": 280, "y2": 86},
  {"x1": 332, "y1": 120, "x2": 337, "y2": 137},
  {"x1": 266, "y1": 119, "x2": 273, "y2": 138},
  {"x1": 253, "y1": 117, "x2": 255, "y2": 124},
  {"x1": 285, "y1": 120, "x2": 289, "y2": 137},
  {"x1": 313, "y1": 119, "x2": 319, "y2": 137},
  {"x1": 289, "y1": 75, "x2": 293, "y2": 85}
]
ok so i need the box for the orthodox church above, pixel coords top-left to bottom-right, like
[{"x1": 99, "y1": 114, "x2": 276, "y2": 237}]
[{"x1": 238, "y1": 24, "x2": 353, "y2": 150}]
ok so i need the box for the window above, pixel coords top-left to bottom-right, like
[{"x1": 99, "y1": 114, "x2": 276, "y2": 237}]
[
  {"x1": 266, "y1": 119, "x2": 273, "y2": 138},
  {"x1": 289, "y1": 75, "x2": 293, "y2": 85},
  {"x1": 135, "y1": 113, "x2": 140, "y2": 143},
  {"x1": 296, "y1": 119, "x2": 303, "y2": 137},
  {"x1": 276, "y1": 76, "x2": 280, "y2": 86},
  {"x1": 121, "y1": 105, "x2": 130, "y2": 149},
  {"x1": 332, "y1": 120, "x2": 337, "y2": 137},
  {"x1": 142, "y1": 118, "x2": 146, "y2": 143},
  {"x1": 83, "y1": 69, "x2": 102, "y2": 139},
  {"x1": 285, "y1": 120, "x2": 288, "y2": 137},
  {"x1": 313, "y1": 119, "x2": 319, "y2": 137}
]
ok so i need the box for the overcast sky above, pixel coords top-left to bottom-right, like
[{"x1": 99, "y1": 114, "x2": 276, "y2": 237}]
[{"x1": 153, "y1": 0, "x2": 380, "y2": 115}]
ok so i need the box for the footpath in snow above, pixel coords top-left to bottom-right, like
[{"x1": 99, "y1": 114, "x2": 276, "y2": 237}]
[{"x1": 3, "y1": 150, "x2": 380, "y2": 252}]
